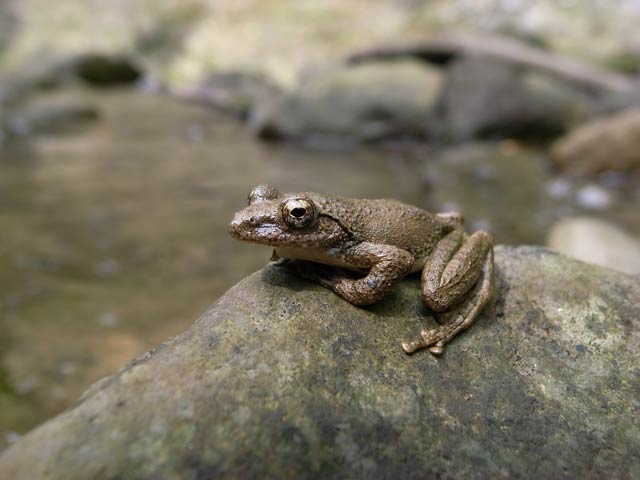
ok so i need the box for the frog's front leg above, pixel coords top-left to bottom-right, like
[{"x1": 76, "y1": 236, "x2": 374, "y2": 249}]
[
  {"x1": 402, "y1": 230, "x2": 493, "y2": 356},
  {"x1": 297, "y1": 242, "x2": 414, "y2": 306}
]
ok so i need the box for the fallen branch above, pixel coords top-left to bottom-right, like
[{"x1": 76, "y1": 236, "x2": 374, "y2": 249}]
[{"x1": 348, "y1": 32, "x2": 637, "y2": 94}]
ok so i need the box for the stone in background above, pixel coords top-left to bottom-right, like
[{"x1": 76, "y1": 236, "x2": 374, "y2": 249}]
[{"x1": 547, "y1": 216, "x2": 640, "y2": 275}]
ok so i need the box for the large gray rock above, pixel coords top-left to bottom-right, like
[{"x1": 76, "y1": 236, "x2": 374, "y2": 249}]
[
  {"x1": 0, "y1": 246, "x2": 639, "y2": 479},
  {"x1": 432, "y1": 55, "x2": 593, "y2": 142},
  {"x1": 550, "y1": 108, "x2": 640, "y2": 174},
  {"x1": 251, "y1": 59, "x2": 443, "y2": 144}
]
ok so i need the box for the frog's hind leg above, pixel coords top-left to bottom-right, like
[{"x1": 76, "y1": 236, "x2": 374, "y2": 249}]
[
  {"x1": 423, "y1": 248, "x2": 493, "y2": 355},
  {"x1": 402, "y1": 230, "x2": 494, "y2": 356}
]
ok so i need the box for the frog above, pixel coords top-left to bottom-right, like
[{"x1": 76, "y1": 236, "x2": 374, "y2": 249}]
[{"x1": 229, "y1": 185, "x2": 494, "y2": 356}]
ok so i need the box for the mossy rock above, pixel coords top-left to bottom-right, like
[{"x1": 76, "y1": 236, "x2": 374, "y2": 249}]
[{"x1": 0, "y1": 246, "x2": 639, "y2": 479}]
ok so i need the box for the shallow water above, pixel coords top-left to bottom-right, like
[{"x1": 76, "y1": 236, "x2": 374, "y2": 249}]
[{"x1": 0, "y1": 89, "x2": 426, "y2": 446}]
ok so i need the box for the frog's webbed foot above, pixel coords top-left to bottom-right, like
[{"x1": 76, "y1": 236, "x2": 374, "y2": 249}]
[{"x1": 403, "y1": 230, "x2": 494, "y2": 356}]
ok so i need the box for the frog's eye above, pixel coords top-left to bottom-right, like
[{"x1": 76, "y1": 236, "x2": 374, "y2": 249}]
[{"x1": 282, "y1": 198, "x2": 316, "y2": 229}]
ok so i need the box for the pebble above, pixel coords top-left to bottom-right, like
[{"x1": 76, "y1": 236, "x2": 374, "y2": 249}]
[{"x1": 575, "y1": 184, "x2": 612, "y2": 210}]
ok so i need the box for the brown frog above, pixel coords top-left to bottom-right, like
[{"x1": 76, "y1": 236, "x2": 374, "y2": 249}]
[{"x1": 229, "y1": 185, "x2": 494, "y2": 356}]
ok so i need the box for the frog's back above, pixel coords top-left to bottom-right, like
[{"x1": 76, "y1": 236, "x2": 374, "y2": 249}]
[{"x1": 310, "y1": 193, "x2": 451, "y2": 260}]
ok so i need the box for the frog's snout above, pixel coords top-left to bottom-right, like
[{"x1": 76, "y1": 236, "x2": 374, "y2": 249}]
[
  {"x1": 228, "y1": 214, "x2": 244, "y2": 239},
  {"x1": 228, "y1": 212, "x2": 260, "y2": 240}
]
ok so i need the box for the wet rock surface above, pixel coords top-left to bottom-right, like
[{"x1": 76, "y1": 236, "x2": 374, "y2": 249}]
[
  {"x1": 1, "y1": 246, "x2": 638, "y2": 480},
  {"x1": 251, "y1": 59, "x2": 443, "y2": 144},
  {"x1": 550, "y1": 108, "x2": 640, "y2": 175}
]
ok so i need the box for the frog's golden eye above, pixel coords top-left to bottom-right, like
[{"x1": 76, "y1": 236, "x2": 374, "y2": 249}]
[{"x1": 282, "y1": 198, "x2": 316, "y2": 229}]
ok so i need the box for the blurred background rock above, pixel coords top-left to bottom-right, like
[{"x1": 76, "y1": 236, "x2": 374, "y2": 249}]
[{"x1": 1, "y1": 0, "x2": 639, "y2": 453}]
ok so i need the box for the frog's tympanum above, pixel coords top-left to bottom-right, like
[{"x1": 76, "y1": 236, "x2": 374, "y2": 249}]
[{"x1": 229, "y1": 185, "x2": 494, "y2": 356}]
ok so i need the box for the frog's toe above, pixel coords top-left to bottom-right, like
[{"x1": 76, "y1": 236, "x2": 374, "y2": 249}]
[
  {"x1": 402, "y1": 335, "x2": 444, "y2": 356},
  {"x1": 401, "y1": 340, "x2": 422, "y2": 354},
  {"x1": 420, "y1": 328, "x2": 441, "y2": 345},
  {"x1": 428, "y1": 341, "x2": 445, "y2": 356},
  {"x1": 419, "y1": 329, "x2": 448, "y2": 355}
]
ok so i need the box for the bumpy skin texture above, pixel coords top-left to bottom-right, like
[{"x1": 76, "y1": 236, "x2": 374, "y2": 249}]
[{"x1": 229, "y1": 185, "x2": 494, "y2": 355}]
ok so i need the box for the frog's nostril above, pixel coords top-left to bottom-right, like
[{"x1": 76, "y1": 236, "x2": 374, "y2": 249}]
[{"x1": 249, "y1": 216, "x2": 257, "y2": 225}]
